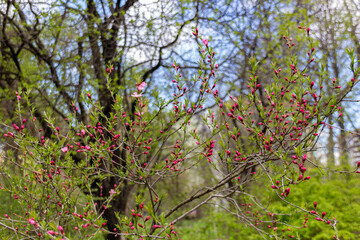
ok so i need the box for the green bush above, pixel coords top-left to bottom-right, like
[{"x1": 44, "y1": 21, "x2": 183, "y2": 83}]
[{"x1": 178, "y1": 171, "x2": 360, "y2": 240}]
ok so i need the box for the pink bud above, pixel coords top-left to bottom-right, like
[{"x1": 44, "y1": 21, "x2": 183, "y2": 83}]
[{"x1": 58, "y1": 225, "x2": 64, "y2": 234}]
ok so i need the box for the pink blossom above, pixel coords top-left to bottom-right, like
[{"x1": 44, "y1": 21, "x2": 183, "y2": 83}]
[
  {"x1": 61, "y1": 147, "x2": 68, "y2": 153},
  {"x1": 28, "y1": 218, "x2": 38, "y2": 227},
  {"x1": 28, "y1": 218, "x2": 36, "y2": 225},
  {"x1": 131, "y1": 92, "x2": 143, "y2": 98},
  {"x1": 137, "y1": 82, "x2": 147, "y2": 91},
  {"x1": 202, "y1": 39, "x2": 208, "y2": 46}
]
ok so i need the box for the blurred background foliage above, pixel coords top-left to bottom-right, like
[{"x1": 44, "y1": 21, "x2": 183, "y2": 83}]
[{"x1": 178, "y1": 171, "x2": 360, "y2": 240}]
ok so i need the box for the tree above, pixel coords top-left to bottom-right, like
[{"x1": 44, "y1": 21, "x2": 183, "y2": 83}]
[
  {"x1": 1, "y1": 24, "x2": 359, "y2": 239},
  {"x1": 0, "y1": 1, "x2": 202, "y2": 237}
]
